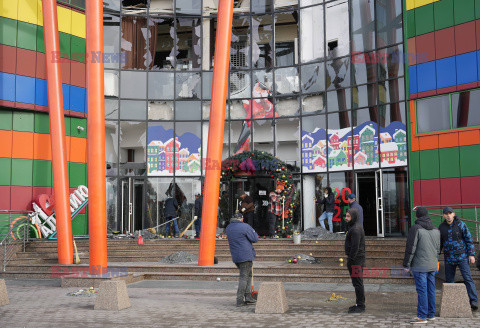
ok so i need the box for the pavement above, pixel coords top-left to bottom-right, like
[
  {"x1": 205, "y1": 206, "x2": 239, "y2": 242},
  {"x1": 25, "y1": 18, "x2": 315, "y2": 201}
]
[{"x1": 0, "y1": 279, "x2": 479, "y2": 327}]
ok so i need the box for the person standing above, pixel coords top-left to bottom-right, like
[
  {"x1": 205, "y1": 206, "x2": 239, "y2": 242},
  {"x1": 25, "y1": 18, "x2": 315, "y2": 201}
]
[
  {"x1": 403, "y1": 206, "x2": 441, "y2": 324},
  {"x1": 344, "y1": 207, "x2": 366, "y2": 313},
  {"x1": 348, "y1": 193, "x2": 364, "y2": 227},
  {"x1": 318, "y1": 187, "x2": 335, "y2": 232},
  {"x1": 267, "y1": 187, "x2": 283, "y2": 238},
  {"x1": 194, "y1": 193, "x2": 203, "y2": 239},
  {"x1": 239, "y1": 191, "x2": 255, "y2": 228},
  {"x1": 439, "y1": 207, "x2": 478, "y2": 311},
  {"x1": 225, "y1": 213, "x2": 259, "y2": 307},
  {"x1": 164, "y1": 196, "x2": 179, "y2": 237}
]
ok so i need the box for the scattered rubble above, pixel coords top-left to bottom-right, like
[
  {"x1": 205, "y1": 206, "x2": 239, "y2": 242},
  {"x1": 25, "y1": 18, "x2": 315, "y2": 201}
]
[
  {"x1": 66, "y1": 288, "x2": 97, "y2": 297},
  {"x1": 301, "y1": 227, "x2": 345, "y2": 240},
  {"x1": 287, "y1": 254, "x2": 317, "y2": 264},
  {"x1": 160, "y1": 251, "x2": 198, "y2": 264},
  {"x1": 134, "y1": 230, "x2": 158, "y2": 240},
  {"x1": 325, "y1": 292, "x2": 349, "y2": 303}
]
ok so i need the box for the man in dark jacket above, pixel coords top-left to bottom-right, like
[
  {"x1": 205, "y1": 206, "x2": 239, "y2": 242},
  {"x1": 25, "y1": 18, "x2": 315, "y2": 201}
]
[
  {"x1": 239, "y1": 191, "x2": 255, "y2": 228},
  {"x1": 164, "y1": 196, "x2": 179, "y2": 237},
  {"x1": 348, "y1": 193, "x2": 364, "y2": 227},
  {"x1": 194, "y1": 193, "x2": 203, "y2": 238},
  {"x1": 225, "y1": 213, "x2": 259, "y2": 307},
  {"x1": 439, "y1": 207, "x2": 478, "y2": 311},
  {"x1": 403, "y1": 207, "x2": 441, "y2": 324},
  {"x1": 344, "y1": 207, "x2": 366, "y2": 313},
  {"x1": 318, "y1": 187, "x2": 335, "y2": 232}
]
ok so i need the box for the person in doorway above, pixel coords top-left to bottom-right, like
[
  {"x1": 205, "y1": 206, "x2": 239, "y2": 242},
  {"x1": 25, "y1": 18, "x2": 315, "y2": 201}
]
[
  {"x1": 239, "y1": 191, "x2": 255, "y2": 228},
  {"x1": 164, "y1": 196, "x2": 179, "y2": 238},
  {"x1": 267, "y1": 186, "x2": 283, "y2": 238},
  {"x1": 348, "y1": 193, "x2": 364, "y2": 227},
  {"x1": 194, "y1": 193, "x2": 203, "y2": 239},
  {"x1": 403, "y1": 206, "x2": 441, "y2": 324},
  {"x1": 344, "y1": 207, "x2": 366, "y2": 313},
  {"x1": 439, "y1": 207, "x2": 478, "y2": 311},
  {"x1": 318, "y1": 187, "x2": 335, "y2": 232},
  {"x1": 225, "y1": 213, "x2": 259, "y2": 307}
]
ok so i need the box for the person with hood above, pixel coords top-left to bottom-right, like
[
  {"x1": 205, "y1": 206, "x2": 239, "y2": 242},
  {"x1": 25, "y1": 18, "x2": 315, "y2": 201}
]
[
  {"x1": 348, "y1": 193, "x2": 364, "y2": 226},
  {"x1": 318, "y1": 187, "x2": 335, "y2": 233},
  {"x1": 344, "y1": 207, "x2": 366, "y2": 313},
  {"x1": 225, "y1": 213, "x2": 259, "y2": 307},
  {"x1": 194, "y1": 193, "x2": 203, "y2": 239},
  {"x1": 439, "y1": 207, "x2": 478, "y2": 311},
  {"x1": 403, "y1": 207, "x2": 441, "y2": 324}
]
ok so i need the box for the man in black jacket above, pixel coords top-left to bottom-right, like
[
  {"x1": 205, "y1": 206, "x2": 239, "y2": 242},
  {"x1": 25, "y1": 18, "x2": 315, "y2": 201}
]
[
  {"x1": 318, "y1": 187, "x2": 335, "y2": 232},
  {"x1": 194, "y1": 193, "x2": 203, "y2": 239},
  {"x1": 164, "y1": 196, "x2": 179, "y2": 237},
  {"x1": 344, "y1": 207, "x2": 366, "y2": 313}
]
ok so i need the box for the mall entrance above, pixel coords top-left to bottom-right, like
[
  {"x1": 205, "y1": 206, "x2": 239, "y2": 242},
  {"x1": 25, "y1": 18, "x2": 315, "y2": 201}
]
[{"x1": 120, "y1": 177, "x2": 144, "y2": 234}]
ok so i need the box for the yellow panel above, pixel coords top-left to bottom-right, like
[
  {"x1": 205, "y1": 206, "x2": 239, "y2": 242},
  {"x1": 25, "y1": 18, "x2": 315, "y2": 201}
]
[
  {"x1": 406, "y1": 0, "x2": 415, "y2": 11},
  {"x1": 0, "y1": 0, "x2": 18, "y2": 20},
  {"x1": 37, "y1": 0, "x2": 43, "y2": 25},
  {"x1": 71, "y1": 11, "x2": 86, "y2": 39},
  {"x1": 57, "y1": 6, "x2": 72, "y2": 34},
  {"x1": 17, "y1": 0, "x2": 38, "y2": 25}
]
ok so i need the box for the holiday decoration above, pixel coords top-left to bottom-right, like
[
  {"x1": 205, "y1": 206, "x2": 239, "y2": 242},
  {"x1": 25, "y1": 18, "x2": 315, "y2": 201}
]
[{"x1": 292, "y1": 258, "x2": 298, "y2": 264}]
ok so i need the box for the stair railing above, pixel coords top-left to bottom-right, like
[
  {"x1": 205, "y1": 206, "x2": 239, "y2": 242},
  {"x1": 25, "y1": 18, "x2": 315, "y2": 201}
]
[{"x1": 0, "y1": 210, "x2": 34, "y2": 272}]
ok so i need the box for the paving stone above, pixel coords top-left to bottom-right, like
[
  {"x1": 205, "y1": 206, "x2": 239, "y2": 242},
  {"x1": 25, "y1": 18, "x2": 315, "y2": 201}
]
[
  {"x1": 0, "y1": 279, "x2": 9, "y2": 306},
  {"x1": 94, "y1": 280, "x2": 131, "y2": 311},
  {"x1": 440, "y1": 283, "x2": 473, "y2": 318},
  {"x1": 255, "y1": 282, "x2": 288, "y2": 314}
]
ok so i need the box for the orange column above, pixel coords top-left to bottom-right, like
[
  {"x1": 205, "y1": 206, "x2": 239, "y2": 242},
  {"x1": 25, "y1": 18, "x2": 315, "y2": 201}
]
[
  {"x1": 42, "y1": 0, "x2": 73, "y2": 265},
  {"x1": 86, "y1": 0, "x2": 107, "y2": 275},
  {"x1": 198, "y1": 0, "x2": 234, "y2": 266}
]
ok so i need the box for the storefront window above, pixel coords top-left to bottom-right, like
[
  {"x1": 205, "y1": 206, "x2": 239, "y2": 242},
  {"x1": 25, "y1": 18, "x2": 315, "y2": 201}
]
[
  {"x1": 276, "y1": 118, "x2": 300, "y2": 168},
  {"x1": 253, "y1": 119, "x2": 274, "y2": 154},
  {"x1": 174, "y1": 122, "x2": 201, "y2": 176},
  {"x1": 351, "y1": 108, "x2": 379, "y2": 169},
  {"x1": 351, "y1": 0, "x2": 375, "y2": 53},
  {"x1": 148, "y1": 72, "x2": 174, "y2": 100},
  {"x1": 147, "y1": 122, "x2": 173, "y2": 176},
  {"x1": 302, "y1": 115, "x2": 326, "y2": 173},
  {"x1": 106, "y1": 121, "x2": 119, "y2": 176},
  {"x1": 452, "y1": 90, "x2": 480, "y2": 128},
  {"x1": 416, "y1": 95, "x2": 450, "y2": 134},
  {"x1": 300, "y1": 4, "x2": 324, "y2": 63}
]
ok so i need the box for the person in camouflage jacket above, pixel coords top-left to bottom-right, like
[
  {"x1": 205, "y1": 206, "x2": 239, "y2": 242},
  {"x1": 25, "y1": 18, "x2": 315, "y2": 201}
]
[{"x1": 439, "y1": 207, "x2": 478, "y2": 311}]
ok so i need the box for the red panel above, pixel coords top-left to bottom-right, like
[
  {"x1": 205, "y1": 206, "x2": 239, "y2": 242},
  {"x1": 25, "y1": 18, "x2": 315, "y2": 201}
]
[
  {"x1": 460, "y1": 176, "x2": 480, "y2": 204},
  {"x1": 0, "y1": 100, "x2": 15, "y2": 107},
  {"x1": 416, "y1": 90, "x2": 437, "y2": 98},
  {"x1": 32, "y1": 187, "x2": 52, "y2": 201},
  {"x1": 436, "y1": 86, "x2": 457, "y2": 95},
  {"x1": 10, "y1": 186, "x2": 33, "y2": 211},
  {"x1": 420, "y1": 179, "x2": 441, "y2": 206},
  {"x1": 16, "y1": 48, "x2": 36, "y2": 78},
  {"x1": 413, "y1": 180, "x2": 422, "y2": 206},
  {"x1": 35, "y1": 52, "x2": 47, "y2": 80},
  {"x1": 440, "y1": 177, "x2": 461, "y2": 205},
  {"x1": 416, "y1": 33, "x2": 436, "y2": 64},
  {"x1": 476, "y1": 20, "x2": 480, "y2": 51},
  {"x1": 455, "y1": 21, "x2": 476, "y2": 55},
  {"x1": 435, "y1": 28, "x2": 455, "y2": 60},
  {"x1": 408, "y1": 37, "x2": 417, "y2": 65},
  {"x1": 457, "y1": 82, "x2": 479, "y2": 92},
  {"x1": 61, "y1": 60, "x2": 71, "y2": 85},
  {"x1": 0, "y1": 186, "x2": 11, "y2": 210},
  {"x1": 70, "y1": 60, "x2": 86, "y2": 88},
  {"x1": 0, "y1": 45, "x2": 17, "y2": 74}
]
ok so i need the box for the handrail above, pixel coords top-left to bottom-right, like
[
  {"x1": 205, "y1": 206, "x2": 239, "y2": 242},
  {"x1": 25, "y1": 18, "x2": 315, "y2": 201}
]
[{"x1": 1, "y1": 210, "x2": 34, "y2": 272}]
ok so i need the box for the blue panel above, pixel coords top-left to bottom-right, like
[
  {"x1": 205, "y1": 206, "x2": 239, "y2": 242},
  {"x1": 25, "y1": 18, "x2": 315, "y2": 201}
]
[
  {"x1": 62, "y1": 84, "x2": 70, "y2": 110},
  {"x1": 436, "y1": 57, "x2": 457, "y2": 89},
  {"x1": 416, "y1": 61, "x2": 437, "y2": 93},
  {"x1": 70, "y1": 86, "x2": 86, "y2": 113},
  {"x1": 408, "y1": 66, "x2": 418, "y2": 95},
  {"x1": 476, "y1": 51, "x2": 480, "y2": 82},
  {"x1": 0, "y1": 72, "x2": 16, "y2": 102},
  {"x1": 35, "y1": 79, "x2": 48, "y2": 107},
  {"x1": 456, "y1": 51, "x2": 478, "y2": 85},
  {"x1": 15, "y1": 75, "x2": 35, "y2": 104}
]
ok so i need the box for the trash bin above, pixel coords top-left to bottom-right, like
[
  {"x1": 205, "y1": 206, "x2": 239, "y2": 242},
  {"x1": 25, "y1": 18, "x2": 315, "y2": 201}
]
[{"x1": 293, "y1": 234, "x2": 301, "y2": 244}]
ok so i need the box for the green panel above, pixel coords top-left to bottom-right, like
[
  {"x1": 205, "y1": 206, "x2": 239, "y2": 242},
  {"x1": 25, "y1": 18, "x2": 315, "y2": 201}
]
[
  {"x1": 419, "y1": 149, "x2": 440, "y2": 180},
  {"x1": 410, "y1": 151, "x2": 421, "y2": 181},
  {"x1": 12, "y1": 111, "x2": 34, "y2": 132},
  {"x1": 434, "y1": 0, "x2": 455, "y2": 31},
  {"x1": 70, "y1": 36, "x2": 86, "y2": 63},
  {"x1": 17, "y1": 21, "x2": 37, "y2": 52},
  {"x1": 59, "y1": 32, "x2": 71, "y2": 60},
  {"x1": 70, "y1": 117, "x2": 87, "y2": 138},
  {"x1": 0, "y1": 214, "x2": 11, "y2": 240},
  {"x1": 0, "y1": 17, "x2": 17, "y2": 47},
  {"x1": 32, "y1": 160, "x2": 52, "y2": 187},
  {"x1": 415, "y1": 4, "x2": 435, "y2": 36},
  {"x1": 0, "y1": 108, "x2": 13, "y2": 130},
  {"x1": 406, "y1": 9, "x2": 416, "y2": 39},
  {"x1": 69, "y1": 162, "x2": 86, "y2": 188},
  {"x1": 36, "y1": 25, "x2": 45, "y2": 53},
  {"x1": 0, "y1": 158, "x2": 12, "y2": 185},
  {"x1": 11, "y1": 158, "x2": 33, "y2": 186},
  {"x1": 459, "y1": 144, "x2": 480, "y2": 176},
  {"x1": 64, "y1": 116, "x2": 71, "y2": 136},
  {"x1": 439, "y1": 147, "x2": 460, "y2": 179},
  {"x1": 454, "y1": 0, "x2": 475, "y2": 25},
  {"x1": 72, "y1": 214, "x2": 88, "y2": 235},
  {"x1": 34, "y1": 113, "x2": 50, "y2": 134},
  {"x1": 476, "y1": 0, "x2": 480, "y2": 19}
]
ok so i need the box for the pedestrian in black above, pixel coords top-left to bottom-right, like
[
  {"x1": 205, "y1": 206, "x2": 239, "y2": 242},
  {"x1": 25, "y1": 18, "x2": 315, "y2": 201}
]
[
  {"x1": 194, "y1": 193, "x2": 203, "y2": 239},
  {"x1": 164, "y1": 196, "x2": 179, "y2": 237},
  {"x1": 239, "y1": 191, "x2": 255, "y2": 228},
  {"x1": 348, "y1": 193, "x2": 364, "y2": 227},
  {"x1": 225, "y1": 213, "x2": 259, "y2": 307},
  {"x1": 345, "y1": 207, "x2": 366, "y2": 313},
  {"x1": 318, "y1": 187, "x2": 335, "y2": 232}
]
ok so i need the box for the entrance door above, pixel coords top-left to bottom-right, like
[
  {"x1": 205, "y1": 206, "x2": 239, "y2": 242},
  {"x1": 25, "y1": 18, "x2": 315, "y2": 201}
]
[
  {"x1": 121, "y1": 178, "x2": 144, "y2": 234},
  {"x1": 355, "y1": 170, "x2": 384, "y2": 237}
]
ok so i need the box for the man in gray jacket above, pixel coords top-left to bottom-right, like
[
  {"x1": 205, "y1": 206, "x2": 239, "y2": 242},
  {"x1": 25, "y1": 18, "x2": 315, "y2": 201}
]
[{"x1": 403, "y1": 207, "x2": 441, "y2": 324}]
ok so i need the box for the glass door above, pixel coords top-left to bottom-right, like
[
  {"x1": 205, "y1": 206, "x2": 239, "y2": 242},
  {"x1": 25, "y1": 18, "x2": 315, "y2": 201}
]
[
  {"x1": 375, "y1": 170, "x2": 384, "y2": 237},
  {"x1": 120, "y1": 177, "x2": 144, "y2": 234}
]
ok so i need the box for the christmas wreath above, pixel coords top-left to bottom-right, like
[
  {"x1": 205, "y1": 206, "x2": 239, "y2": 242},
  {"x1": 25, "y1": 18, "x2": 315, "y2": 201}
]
[{"x1": 221, "y1": 150, "x2": 299, "y2": 237}]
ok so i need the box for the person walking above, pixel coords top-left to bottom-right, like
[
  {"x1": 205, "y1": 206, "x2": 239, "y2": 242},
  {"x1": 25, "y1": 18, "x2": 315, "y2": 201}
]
[
  {"x1": 267, "y1": 187, "x2": 282, "y2": 238},
  {"x1": 318, "y1": 187, "x2": 335, "y2": 232},
  {"x1": 344, "y1": 207, "x2": 366, "y2": 313},
  {"x1": 348, "y1": 193, "x2": 364, "y2": 226},
  {"x1": 403, "y1": 206, "x2": 441, "y2": 324},
  {"x1": 439, "y1": 206, "x2": 478, "y2": 311},
  {"x1": 239, "y1": 191, "x2": 255, "y2": 228},
  {"x1": 164, "y1": 196, "x2": 180, "y2": 237},
  {"x1": 225, "y1": 213, "x2": 259, "y2": 307},
  {"x1": 194, "y1": 193, "x2": 203, "y2": 239}
]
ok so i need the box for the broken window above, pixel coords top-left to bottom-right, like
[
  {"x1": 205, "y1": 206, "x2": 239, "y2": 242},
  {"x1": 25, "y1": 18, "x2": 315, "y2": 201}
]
[
  {"x1": 121, "y1": 15, "x2": 155, "y2": 69},
  {"x1": 326, "y1": 0, "x2": 349, "y2": 59},
  {"x1": 150, "y1": 16, "x2": 175, "y2": 70},
  {"x1": 175, "y1": 18, "x2": 202, "y2": 70},
  {"x1": 252, "y1": 15, "x2": 274, "y2": 68},
  {"x1": 300, "y1": 4, "x2": 324, "y2": 63}
]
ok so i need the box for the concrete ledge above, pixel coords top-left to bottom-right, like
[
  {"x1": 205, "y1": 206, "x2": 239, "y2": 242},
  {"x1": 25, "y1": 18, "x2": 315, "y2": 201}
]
[
  {"x1": 94, "y1": 280, "x2": 131, "y2": 311},
  {"x1": 61, "y1": 272, "x2": 134, "y2": 288},
  {"x1": 440, "y1": 283, "x2": 473, "y2": 318},
  {"x1": 0, "y1": 279, "x2": 9, "y2": 306},
  {"x1": 255, "y1": 282, "x2": 288, "y2": 314}
]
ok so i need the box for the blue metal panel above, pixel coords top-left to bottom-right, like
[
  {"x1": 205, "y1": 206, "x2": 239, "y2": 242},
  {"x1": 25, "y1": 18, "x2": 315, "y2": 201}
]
[
  {"x1": 416, "y1": 61, "x2": 436, "y2": 93},
  {"x1": 15, "y1": 74, "x2": 35, "y2": 104},
  {"x1": 0, "y1": 72, "x2": 16, "y2": 102},
  {"x1": 436, "y1": 56, "x2": 457, "y2": 89},
  {"x1": 456, "y1": 51, "x2": 477, "y2": 85}
]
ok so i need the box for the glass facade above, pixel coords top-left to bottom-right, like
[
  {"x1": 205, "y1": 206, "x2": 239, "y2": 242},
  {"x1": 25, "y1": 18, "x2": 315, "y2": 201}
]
[{"x1": 104, "y1": 0, "x2": 408, "y2": 236}]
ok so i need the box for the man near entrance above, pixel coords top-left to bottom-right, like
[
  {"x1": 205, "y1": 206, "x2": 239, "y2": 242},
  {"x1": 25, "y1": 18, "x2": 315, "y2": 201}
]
[
  {"x1": 348, "y1": 193, "x2": 364, "y2": 227},
  {"x1": 194, "y1": 193, "x2": 203, "y2": 239},
  {"x1": 318, "y1": 187, "x2": 335, "y2": 232},
  {"x1": 439, "y1": 207, "x2": 478, "y2": 311},
  {"x1": 345, "y1": 207, "x2": 366, "y2": 313},
  {"x1": 164, "y1": 196, "x2": 179, "y2": 238},
  {"x1": 267, "y1": 186, "x2": 283, "y2": 238},
  {"x1": 225, "y1": 213, "x2": 259, "y2": 307},
  {"x1": 239, "y1": 191, "x2": 255, "y2": 228}
]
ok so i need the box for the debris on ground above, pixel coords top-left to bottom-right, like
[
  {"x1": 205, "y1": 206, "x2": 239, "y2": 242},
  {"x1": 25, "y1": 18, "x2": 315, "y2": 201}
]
[
  {"x1": 159, "y1": 251, "x2": 198, "y2": 264},
  {"x1": 134, "y1": 229, "x2": 158, "y2": 240},
  {"x1": 301, "y1": 227, "x2": 345, "y2": 240},
  {"x1": 287, "y1": 253, "x2": 317, "y2": 264},
  {"x1": 66, "y1": 287, "x2": 97, "y2": 297},
  {"x1": 326, "y1": 293, "x2": 349, "y2": 302}
]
